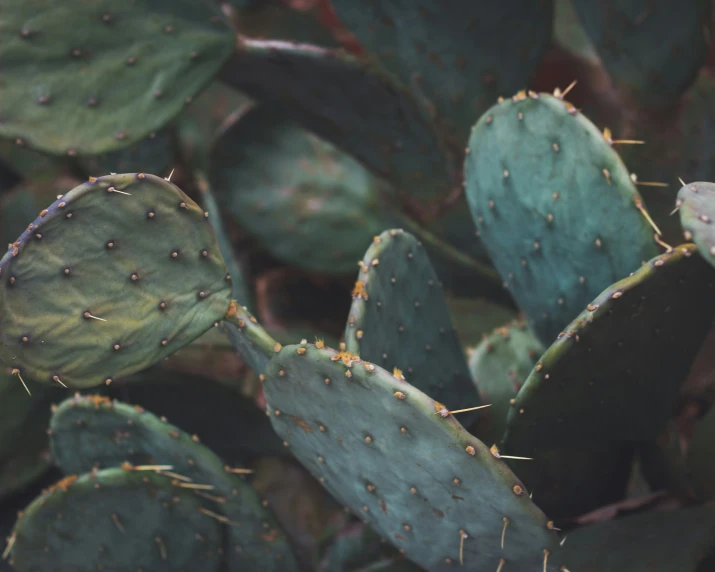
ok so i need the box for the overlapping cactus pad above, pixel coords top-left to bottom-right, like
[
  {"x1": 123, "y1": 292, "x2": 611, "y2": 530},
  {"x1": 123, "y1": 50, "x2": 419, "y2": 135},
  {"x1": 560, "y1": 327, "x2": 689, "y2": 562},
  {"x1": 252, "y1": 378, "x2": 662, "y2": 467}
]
[
  {"x1": 0, "y1": 173, "x2": 232, "y2": 388},
  {"x1": 9, "y1": 468, "x2": 224, "y2": 572},
  {"x1": 0, "y1": 0, "x2": 234, "y2": 155},
  {"x1": 465, "y1": 91, "x2": 660, "y2": 344},
  {"x1": 677, "y1": 181, "x2": 715, "y2": 270},
  {"x1": 262, "y1": 342, "x2": 570, "y2": 571},
  {"x1": 344, "y1": 229, "x2": 481, "y2": 425},
  {"x1": 504, "y1": 244, "x2": 715, "y2": 453},
  {"x1": 49, "y1": 394, "x2": 298, "y2": 570}
]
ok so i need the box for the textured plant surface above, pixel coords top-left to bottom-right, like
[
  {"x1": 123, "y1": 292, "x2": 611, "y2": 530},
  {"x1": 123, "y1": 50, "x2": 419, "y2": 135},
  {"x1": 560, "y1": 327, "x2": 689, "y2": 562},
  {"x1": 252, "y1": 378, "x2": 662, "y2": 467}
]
[{"x1": 3, "y1": 1, "x2": 715, "y2": 571}]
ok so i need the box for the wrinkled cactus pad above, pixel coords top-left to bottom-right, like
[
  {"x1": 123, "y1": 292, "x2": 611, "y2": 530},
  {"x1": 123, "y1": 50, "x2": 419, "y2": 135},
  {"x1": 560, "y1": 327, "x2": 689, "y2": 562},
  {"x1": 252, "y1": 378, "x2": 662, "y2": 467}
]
[
  {"x1": 678, "y1": 181, "x2": 715, "y2": 270},
  {"x1": 504, "y1": 244, "x2": 715, "y2": 453},
  {"x1": 49, "y1": 393, "x2": 298, "y2": 570},
  {"x1": 465, "y1": 91, "x2": 659, "y2": 345},
  {"x1": 262, "y1": 342, "x2": 571, "y2": 571},
  {"x1": 9, "y1": 467, "x2": 224, "y2": 572},
  {"x1": 0, "y1": 173, "x2": 232, "y2": 388},
  {"x1": 0, "y1": 0, "x2": 234, "y2": 155},
  {"x1": 344, "y1": 229, "x2": 481, "y2": 425}
]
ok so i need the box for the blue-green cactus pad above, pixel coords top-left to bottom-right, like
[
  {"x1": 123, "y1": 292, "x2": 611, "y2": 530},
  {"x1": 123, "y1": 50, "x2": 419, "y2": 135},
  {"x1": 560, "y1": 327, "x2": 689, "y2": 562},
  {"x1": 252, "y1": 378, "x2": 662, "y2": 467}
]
[
  {"x1": 504, "y1": 244, "x2": 715, "y2": 453},
  {"x1": 220, "y1": 39, "x2": 452, "y2": 200},
  {"x1": 678, "y1": 181, "x2": 715, "y2": 270},
  {"x1": 330, "y1": 0, "x2": 554, "y2": 145},
  {"x1": 9, "y1": 468, "x2": 223, "y2": 572},
  {"x1": 465, "y1": 91, "x2": 659, "y2": 344},
  {"x1": 344, "y1": 229, "x2": 481, "y2": 425},
  {"x1": 559, "y1": 504, "x2": 715, "y2": 571},
  {"x1": 0, "y1": 173, "x2": 232, "y2": 388},
  {"x1": 222, "y1": 302, "x2": 280, "y2": 375},
  {"x1": 210, "y1": 105, "x2": 392, "y2": 275},
  {"x1": 571, "y1": 0, "x2": 711, "y2": 108},
  {"x1": 263, "y1": 342, "x2": 571, "y2": 571},
  {"x1": 49, "y1": 394, "x2": 298, "y2": 570},
  {"x1": 0, "y1": 0, "x2": 234, "y2": 155}
]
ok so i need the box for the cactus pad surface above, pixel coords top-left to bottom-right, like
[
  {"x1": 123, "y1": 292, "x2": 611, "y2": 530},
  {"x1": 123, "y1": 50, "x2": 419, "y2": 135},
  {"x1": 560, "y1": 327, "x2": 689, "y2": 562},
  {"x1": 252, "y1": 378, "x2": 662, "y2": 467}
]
[
  {"x1": 262, "y1": 342, "x2": 570, "y2": 571},
  {"x1": 0, "y1": 173, "x2": 232, "y2": 388},
  {"x1": 677, "y1": 181, "x2": 715, "y2": 270}
]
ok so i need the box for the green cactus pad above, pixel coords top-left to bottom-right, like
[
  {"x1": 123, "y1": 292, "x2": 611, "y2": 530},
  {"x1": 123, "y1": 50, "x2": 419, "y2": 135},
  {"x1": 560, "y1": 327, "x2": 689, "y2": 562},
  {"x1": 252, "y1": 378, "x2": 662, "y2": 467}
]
[
  {"x1": 344, "y1": 229, "x2": 481, "y2": 425},
  {"x1": 9, "y1": 468, "x2": 223, "y2": 572},
  {"x1": 223, "y1": 302, "x2": 280, "y2": 374},
  {"x1": 503, "y1": 244, "x2": 715, "y2": 453},
  {"x1": 220, "y1": 39, "x2": 452, "y2": 200},
  {"x1": 262, "y1": 342, "x2": 570, "y2": 571},
  {"x1": 0, "y1": 0, "x2": 234, "y2": 155},
  {"x1": 446, "y1": 297, "x2": 518, "y2": 349},
  {"x1": 559, "y1": 504, "x2": 715, "y2": 571},
  {"x1": 330, "y1": 0, "x2": 553, "y2": 145},
  {"x1": 469, "y1": 321, "x2": 545, "y2": 448},
  {"x1": 571, "y1": 0, "x2": 711, "y2": 108},
  {"x1": 76, "y1": 131, "x2": 174, "y2": 179},
  {"x1": 0, "y1": 173, "x2": 232, "y2": 388},
  {"x1": 677, "y1": 181, "x2": 715, "y2": 269},
  {"x1": 465, "y1": 92, "x2": 659, "y2": 344},
  {"x1": 210, "y1": 105, "x2": 392, "y2": 275},
  {"x1": 49, "y1": 394, "x2": 298, "y2": 570}
]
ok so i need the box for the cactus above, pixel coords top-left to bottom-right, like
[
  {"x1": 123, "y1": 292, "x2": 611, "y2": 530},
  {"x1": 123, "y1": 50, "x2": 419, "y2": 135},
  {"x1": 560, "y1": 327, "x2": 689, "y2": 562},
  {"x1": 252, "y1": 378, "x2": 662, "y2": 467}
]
[
  {"x1": 465, "y1": 91, "x2": 660, "y2": 345},
  {"x1": 685, "y1": 404, "x2": 715, "y2": 501},
  {"x1": 0, "y1": 0, "x2": 234, "y2": 155},
  {"x1": 8, "y1": 467, "x2": 225, "y2": 571},
  {"x1": 677, "y1": 181, "x2": 715, "y2": 269},
  {"x1": 262, "y1": 341, "x2": 570, "y2": 571},
  {"x1": 49, "y1": 394, "x2": 298, "y2": 570},
  {"x1": 503, "y1": 244, "x2": 715, "y2": 453}
]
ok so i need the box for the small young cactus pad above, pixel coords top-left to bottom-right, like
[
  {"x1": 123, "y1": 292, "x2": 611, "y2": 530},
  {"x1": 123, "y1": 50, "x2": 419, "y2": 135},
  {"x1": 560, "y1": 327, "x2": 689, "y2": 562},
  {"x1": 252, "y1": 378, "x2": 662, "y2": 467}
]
[
  {"x1": 209, "y1": 106, "x2": 393, "y2": 275},
  {"x1": 49, "y1": 394, "x2": 298, "y2": 571},
  {"x1": 677, "y1": 181, "x2": 715, "y2": 269},
  {"x1": 0, "y1": 173, "x2": 233, "y2": 388},
  {"x1": 465, "y1": 91, "x2": 659, "y2": 345},
  {"x1": 9, "y1": 468, "x2": 224, "y2": 572},
  {"x1": 344, "y1": 229, "x2": 482, "y2": 426},
  {"x1": 262, "y1": 342, "x2": 570, "y2": 571},
  {"x1": 0, "y1": 0, "x2": 234, "y2": 155},
  {"x1": 503, "y1": 244, "x2": 715, "y2": 454}
]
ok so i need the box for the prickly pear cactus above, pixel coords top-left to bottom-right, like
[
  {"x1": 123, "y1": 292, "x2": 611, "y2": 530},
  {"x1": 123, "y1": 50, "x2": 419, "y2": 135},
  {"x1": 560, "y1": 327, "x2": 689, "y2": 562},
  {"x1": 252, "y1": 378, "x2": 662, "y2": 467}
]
[
  {"x1": 465, "y1": 91, "x2": 660, "y2": 344},
  {"x1": 49, "y1": 394, "x2": 299, "y2": 571},
  {"x1": 344, "y1": 229, "x2": 481, "y2": 426},
  {"x1": 8, "y1": 468, "x2": 224, "y2": 572},
  {"x1": 503, "y1": 244, "x2": 715, "y2": 453},
  {"x1": 0, "y1": 0, "x2": 234, "y2": 155},
  {"x1": 262, "y1": 341, "x2": 570, "y2": 571},
  {"x1": 0, "y1": 173, "x2": 232, "y2": 388},
  {"x1": 677, "y1": 181, "x2": 715, "y2": 269}
]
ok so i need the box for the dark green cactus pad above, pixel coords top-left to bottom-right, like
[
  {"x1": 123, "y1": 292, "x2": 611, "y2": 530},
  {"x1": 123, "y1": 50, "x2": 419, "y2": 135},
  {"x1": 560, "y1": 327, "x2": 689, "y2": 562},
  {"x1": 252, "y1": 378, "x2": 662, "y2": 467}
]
[
  {"x1": 570, "y1": 0, "x2": 711, "y2": 108},
  {"x1": 559, "y1": 504, "x2": 715, "y2": 571},
  {"x1": 220, "y1": 39, "x2": 453, "y2": 201},
  {"x1": 49, "y1": 394, "x2": 299, "y2": 570},
  {"x1": 344, "y1": 229, "x2": 481, "y2": 426},
  {"x1": 262, "y1": 342, "x2": 571, "y2": 571},
  {"x1": 687, "y1": 405, "x2": 715, "y2": 501},
  {"x1": 9, "y1": 468, "x2": 224, "y2": 572},
  {"x1": 210, "y1": 105, "x2": 393, "y2": 275},
  {"x1": 469, "y1": 321, "x2": 545, "y2": 448},
  {"x1": 223, "y1": 302, "x2": 280, "y2": 374},
  {"x1": 76, "y1": 131, "x2": 174, "y2": 179},
  {"x1": 678, "y1": 181, "x2": 715, "y2": 269},
  {"x1": 465, "y1": 92, "x2": 659, "y2": 345},
  {"x1": 0, "y1": 0, "x2": 234, "y2": 155},
  {"x1": 330, "y1": 0, "x2": 553, "y2": 145},
  {"x1": 503, "y1": 244, "x2": 715, "y2": 454},
  {"x1": 446, "y1": 297, "x2": 518, "y2": 350},
  {"x1": 0, "y1": 173, "x2": 232, "y2": 388}
]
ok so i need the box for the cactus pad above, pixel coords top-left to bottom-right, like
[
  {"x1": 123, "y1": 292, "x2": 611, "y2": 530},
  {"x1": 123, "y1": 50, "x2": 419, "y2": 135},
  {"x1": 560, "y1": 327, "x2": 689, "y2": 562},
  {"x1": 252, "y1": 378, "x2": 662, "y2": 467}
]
[
  {"x1": 9, "y1": 468, "x2": 224, "y2": 571},
  {"x1": 49, "y1": 394, "x2": 298, "y2": 570},
  {"x1": 210, "y1": 106, "x2": 392, "y2": 275},
  {"x1": 677, "y1": 181, "x2": 715, "y2": 270},
  {"x1": 571, "y1": 0, "x2": 711, "y2": 108},
  {"x1": 559, "y1": 504, "x2": 715, "y2": 571},
  {"x1": 503, "y1": 244, "x2": 715, "y2": 453},
  {"x1": 222, "y1": 302, "x2": 280, "y2": 374},
  {"x1": 262, "y1": 342, "x2": 570, "y2": 571},
  {"x1": 0, "y1": 173, "x2": 232, "y2": 388},
  {"x1": 465, "y1": 92, "x2": 659, "y2": 344},
  {"x1": 344, "y1": 229, "x2": 481, "y2": 425},
  {"x1": 330, "y1": 0, "x2": 554, "y2": 144},
  {"x1": 0, "y1": 0, "x2": 234, "y2": 155}
]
